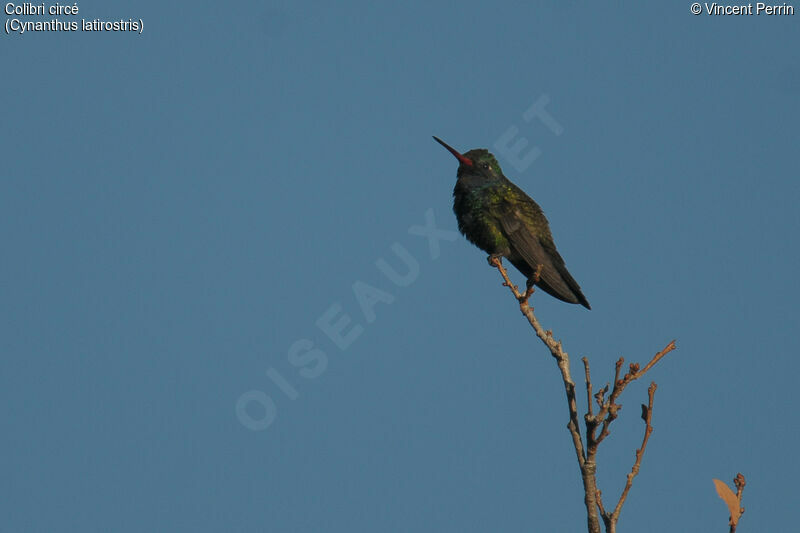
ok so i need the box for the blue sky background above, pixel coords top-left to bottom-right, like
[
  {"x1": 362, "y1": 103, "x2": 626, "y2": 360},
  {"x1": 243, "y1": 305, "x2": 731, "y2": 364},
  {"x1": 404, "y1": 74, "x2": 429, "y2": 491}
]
[{"x1": 2, "y1": 1, "x2": 799, "y2": 531}]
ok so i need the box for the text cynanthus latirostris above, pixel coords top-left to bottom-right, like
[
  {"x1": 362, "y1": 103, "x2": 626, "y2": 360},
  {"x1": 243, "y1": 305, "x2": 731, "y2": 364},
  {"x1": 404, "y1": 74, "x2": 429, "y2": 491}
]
[{"x1": 434, "y1": 136, "x2": 590, "y2": 309}]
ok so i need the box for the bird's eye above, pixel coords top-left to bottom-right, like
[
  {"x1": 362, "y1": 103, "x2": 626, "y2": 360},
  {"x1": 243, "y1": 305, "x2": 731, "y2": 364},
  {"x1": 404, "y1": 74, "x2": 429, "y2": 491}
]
[{"x1": 481, "y1": 162, "x2": 491, "y2": 170}]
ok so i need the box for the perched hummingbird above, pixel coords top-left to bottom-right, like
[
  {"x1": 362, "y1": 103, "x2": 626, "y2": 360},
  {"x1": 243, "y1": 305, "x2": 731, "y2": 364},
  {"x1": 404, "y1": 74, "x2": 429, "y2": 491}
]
[{"x1": 433, "y1": 136, "x2": 590, "y2": 309}]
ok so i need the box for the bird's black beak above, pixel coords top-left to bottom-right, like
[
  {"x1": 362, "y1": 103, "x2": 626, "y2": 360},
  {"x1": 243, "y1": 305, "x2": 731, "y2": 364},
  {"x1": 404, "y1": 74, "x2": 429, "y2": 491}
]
[{"x1": 433, "y1": 136, "x2": 473, "y2": 167}]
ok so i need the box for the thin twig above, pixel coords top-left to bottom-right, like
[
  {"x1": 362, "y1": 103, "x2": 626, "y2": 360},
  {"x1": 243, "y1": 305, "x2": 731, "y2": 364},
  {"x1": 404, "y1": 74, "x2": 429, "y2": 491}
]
[
  {"x1": 489, "y1": 257, "x2": 586, "y2": 465},
  {"x1": 489, "y1": 257, "x2": 600, "y2": 533},
  {"x1": 592, "y1": 344, "x2": 674, "y2": 533},
  {"x1": 632, "y1": 341, "x2": 677, "y2": 379},
  {"x1": 596, "y1": 488, "x2": 606, "y2": 519},
  {"x1": 592, "y1": 341, "x2": 676, "y2": 450},
  {"x1": 731, "y1": 473, "x2": 746, "y2": 533},
  {"x1": 607, "y1": 382, "x2": 657, "y2": 525},
  {"x1": 583, "y1": 357, "x2": 593, "y2": 418}
]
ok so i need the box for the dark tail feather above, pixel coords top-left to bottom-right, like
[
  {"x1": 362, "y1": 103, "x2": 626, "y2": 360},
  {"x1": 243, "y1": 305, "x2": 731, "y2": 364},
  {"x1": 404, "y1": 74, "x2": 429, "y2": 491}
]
[
  {"x1": 509, "y1": 256, "x2": 591, "y2": 309},
  {"x1": 550, "y1": 261, "x2": 591, "y2": 310},
  {"x1": 537, "y1": 275, "x2": 591, "y2": 309}
]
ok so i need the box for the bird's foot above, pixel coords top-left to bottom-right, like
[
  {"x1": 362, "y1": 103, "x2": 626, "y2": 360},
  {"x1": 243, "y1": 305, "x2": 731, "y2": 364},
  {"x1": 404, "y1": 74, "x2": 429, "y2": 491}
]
[
  {"x1": 531, "y1": 264, "x2": 544, "y2": 284},
  {"x1": 517, "y1": 279, "x2": 536, "y2": 305},
  {"x1": 487, "y1": 254, "x2": 503, "y2": 267},
  {"x1": 488, "y1": 255, "x2": 519, "y2": 293}
]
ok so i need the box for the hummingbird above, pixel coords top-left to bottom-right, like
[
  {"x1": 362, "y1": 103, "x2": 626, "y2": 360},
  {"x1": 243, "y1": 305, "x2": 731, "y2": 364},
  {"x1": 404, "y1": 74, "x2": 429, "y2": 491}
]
[{"x1": 433, "y1": 136, "x2": 590, "y2": 309}]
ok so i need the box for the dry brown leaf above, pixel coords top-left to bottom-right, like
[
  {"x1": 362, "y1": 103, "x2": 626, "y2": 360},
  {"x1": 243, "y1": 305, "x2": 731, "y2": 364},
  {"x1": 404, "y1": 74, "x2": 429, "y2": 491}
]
[{"x1": 713, "y1": 479, "x2": 740, "y2": 526}]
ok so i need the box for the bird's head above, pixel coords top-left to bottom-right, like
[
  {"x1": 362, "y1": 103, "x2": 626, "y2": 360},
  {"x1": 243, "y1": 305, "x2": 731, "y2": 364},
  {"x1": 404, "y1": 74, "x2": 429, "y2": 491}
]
[{"x1": 433, "y1": 136, "x2": 503, "y2": 181}]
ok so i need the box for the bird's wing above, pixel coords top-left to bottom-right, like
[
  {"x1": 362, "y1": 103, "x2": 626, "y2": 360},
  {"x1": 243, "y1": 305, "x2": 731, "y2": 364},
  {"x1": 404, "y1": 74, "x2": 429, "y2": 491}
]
[{"x1": 497, "y1": 206, "x2": 585, "y2": 305}]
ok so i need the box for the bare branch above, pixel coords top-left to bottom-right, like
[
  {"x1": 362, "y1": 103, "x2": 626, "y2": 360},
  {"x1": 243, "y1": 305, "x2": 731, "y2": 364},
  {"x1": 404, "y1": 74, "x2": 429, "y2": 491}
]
[
  {"x1": 489, "y1": 257, "x2": 601, "y2": 533},
  {"x1": 731, "y1": 473, "x2": 746, "y2": 533},
  {"x1": 592, "y1": 341, "x2": 676, "y2": 450},
  {"x1": 632, "y1": 341, "x2": 677, "y2": 379},
  {"x1": 595, "y1": 488, "x2": 607, "y2": 524},
  {"x1": 582, "y1": 357, "x2": 594, "y2": 418},
  {"x1": 489, "y1": 257, "x2": 676, "y2": 533},
  {"x1": 608, "y1": 382, "x2": 657, "y2": 523}
]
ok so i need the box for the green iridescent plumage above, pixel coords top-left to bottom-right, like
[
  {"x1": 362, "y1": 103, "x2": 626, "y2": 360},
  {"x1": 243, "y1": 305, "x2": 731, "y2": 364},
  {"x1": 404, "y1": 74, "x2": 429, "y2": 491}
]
[{"x1": 435, "y1": 138, "x2": 590, "y2": 309}]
